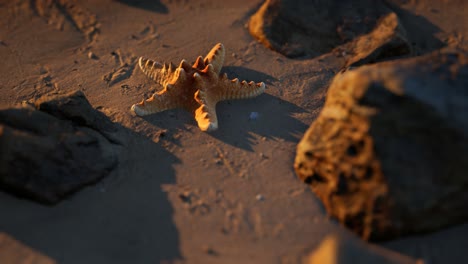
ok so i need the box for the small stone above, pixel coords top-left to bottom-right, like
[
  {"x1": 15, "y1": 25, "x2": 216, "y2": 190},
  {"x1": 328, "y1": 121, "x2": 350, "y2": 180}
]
[
  {"x1": 256, "y1": 194, "x2": 265, "y2": 201},
  {"x1": 39, "y1": 66, "x2": 48, "y2": 75},
  {"x1": 179, "y1": 192, "x2": 192, "y2": 205},
  {"x1": 249, "y1": 111, "x2": 259, "y2": 120},
  {"x1": 88, "y1": 51, "x2": 98, "y2": 60},
  {"x1": 202, "y1": 245, "x2": 218, "y2": 256}
]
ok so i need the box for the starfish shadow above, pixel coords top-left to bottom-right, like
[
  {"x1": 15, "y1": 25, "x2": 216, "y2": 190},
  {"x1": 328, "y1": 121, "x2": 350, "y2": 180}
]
[
  {"x1": 384, "y1": 1, "x2": 445, "y2": 55},
  {"x1": 137, "y1": 93, "x2": 307, "y2": 151},
  {"x1": 0, "y1": 114, "x2": 182, "y2": 263},
  {"x1": 114, "y1": 0, "x2": 169, "y2": 14},
  {"x1": 210, "y1": 93, "x2": 309, "y2": 151},
  {"x1": 382, "y1": 222, "x2": 468, "y2": 263},
  {"x1": 138, "y1": 109, "x2": 197, "y2": 145}
]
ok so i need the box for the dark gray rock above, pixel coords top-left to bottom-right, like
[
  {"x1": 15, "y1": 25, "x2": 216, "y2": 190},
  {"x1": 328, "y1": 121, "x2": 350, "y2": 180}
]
[
  {"x1": 0, "y1": 91, "x2": 119, "y2": 204},
  {"x1": 344, "y1": 12, "x2": 412, "y2": 67},
  {"x1": 294, "y1": 49, "x2": 468, "y2": 240},
  {"x1": 249, "y1": 0, "x2": 412, "y2": 62},
  {"x1": 34, "y1": 91, "x2": 121, "y2": 144}
]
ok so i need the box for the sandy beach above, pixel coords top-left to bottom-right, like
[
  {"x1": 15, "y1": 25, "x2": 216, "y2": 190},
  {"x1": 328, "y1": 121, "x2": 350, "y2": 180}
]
[{"x1": 1, "y1": 0, "x2": 468, "y2": 263}]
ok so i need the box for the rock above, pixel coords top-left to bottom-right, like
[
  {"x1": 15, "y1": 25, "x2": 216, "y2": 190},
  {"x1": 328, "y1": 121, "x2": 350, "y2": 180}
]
[
  {"x1": 249, "y1": 0, "x2": 412, "y2": 61},
  {"x1": 34, "y1": 90, "x2": 121, "y2": 144},
  {"x1": 256, "y1": 194, "x2": 265, "y2": 201},
  {"x1": 249, "y1": 111, "x2": 259, "y2": 120},
  {"x1": 294, "y1": 49, "x2": 468, "y2": 240},
  {"x1": 0, "y1": 232, "x2": 56, "y2": 264},
  {"x1": 306, "y1": 234, "x2": 420, "y2": 264},
  {"x1": 345, "y1": 12, "x2": 412, "y2": 67},
  {"x1": 88, "y1": 51, "x2": 98, "y2": 60},
  {"x1": 0, "y1": 91, "x2": 119, "y2": 204}
]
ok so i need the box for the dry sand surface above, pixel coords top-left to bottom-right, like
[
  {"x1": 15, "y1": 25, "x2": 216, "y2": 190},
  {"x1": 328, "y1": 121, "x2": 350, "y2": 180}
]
[{"x1": 0, "y1": 0, "x2": 467, "y2": 263}]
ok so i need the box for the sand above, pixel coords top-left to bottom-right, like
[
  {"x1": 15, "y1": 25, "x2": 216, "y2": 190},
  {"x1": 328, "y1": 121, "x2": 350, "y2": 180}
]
[{"x1": 0, "y1": 0, "x2": 467, "y2": 263}]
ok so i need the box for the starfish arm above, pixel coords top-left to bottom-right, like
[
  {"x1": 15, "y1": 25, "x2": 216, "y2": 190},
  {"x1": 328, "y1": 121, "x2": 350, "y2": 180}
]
[
  {"x1": 138, "y1": 57, "x2": 178, "y2": 87},
  {"x1": 131, "y1": 84, "x2": 184, "y2": 116},
  {"x1": 194, "y1": 94, "x2": 218, "y2": 132},
  {"x1": 203, "y1": 43, "x2": 225, "y2": 75},
  {"x1": 193, "y1": 73, "x2": 218, "y2": 131},
  {"x1": 216, "y1": 74, "x2": 266, "y2": 101}
]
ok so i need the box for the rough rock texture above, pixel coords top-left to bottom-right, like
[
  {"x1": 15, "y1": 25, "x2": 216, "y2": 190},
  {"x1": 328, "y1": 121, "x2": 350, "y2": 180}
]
[
  {"x1": 0, "y1": 232, "x2": 56, "y2": 264},
  {"x1": 306, "y1": 234, "x2": 420, "y2": 264},
  {"x1": 345, "y1": 12, "x2": 412, "y2": 67},
  {"x1": 294, "y1": 49, "x2": 468, "y2": 241},
  {"x1": 249, "y1": 0, "x2": 412, "y2": 61},
  {"x1": 0, "y1": 91, "x2": 119, "y2": 204}
]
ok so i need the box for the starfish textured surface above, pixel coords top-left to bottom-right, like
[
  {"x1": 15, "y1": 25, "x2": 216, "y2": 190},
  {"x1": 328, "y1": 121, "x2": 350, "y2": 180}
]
[{"x1": 131, "y1": 43, "x2": 266, "y2": 131}]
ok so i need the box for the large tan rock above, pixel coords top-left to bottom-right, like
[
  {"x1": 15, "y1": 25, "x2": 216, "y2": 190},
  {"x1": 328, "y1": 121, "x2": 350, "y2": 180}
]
[
  {"x1": 306, "y1": 234, "x2": 420, "y2": 264},
  {"x1": 0, "y1": 233, "x2": 56, "y2": 264},
  {"x1": 294, "y1": 49, "x2": 468, "y2": 240}
]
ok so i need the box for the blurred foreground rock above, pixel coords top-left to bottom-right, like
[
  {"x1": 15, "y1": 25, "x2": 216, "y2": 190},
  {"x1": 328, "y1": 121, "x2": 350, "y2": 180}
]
[
  {"x1": 294, "y1": 49, "x2": 468, "y2": 240},
  {"x1": 306, "y1": 234, "x2": 420, "y2": 264},
  {"x1": 0, "y1": 233, "x2": 56, "y2": 264},
  {"x1": 249, "y1": 0, "x2": 412, "y2": 62},
  {"x1": 0, "y1": 91, "x2": 120, "y2": 204}
]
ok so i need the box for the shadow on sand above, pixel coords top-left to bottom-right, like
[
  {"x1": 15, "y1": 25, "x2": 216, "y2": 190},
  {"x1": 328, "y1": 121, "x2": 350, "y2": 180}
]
[
  {"x1": 137, "y1": 66, "x2": 305, "y2": 151},
  {"x1": 140, "y1": 92, "x2": 308, "y2": 152},
  {"x1": 210, "y1": 93, "x2": 308, "y2": 151},
  {"x1": 211, "y1": 66, "x2": 306, "y2": 150},
  {"x1": 0, "y1": 116, "x2": 181, "y2": 263},
  {"x1": 384, "y1": 0, "x2": 445, "y2": 55},
  {"x1": 114, "y1": 0, "x2": 169, "y2": 14}
]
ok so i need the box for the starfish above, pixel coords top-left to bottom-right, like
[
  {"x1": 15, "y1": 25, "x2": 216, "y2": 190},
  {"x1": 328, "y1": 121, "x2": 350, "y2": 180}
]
[{"x1": 131, "y1": 43, "x2": 266, "y2": 131}]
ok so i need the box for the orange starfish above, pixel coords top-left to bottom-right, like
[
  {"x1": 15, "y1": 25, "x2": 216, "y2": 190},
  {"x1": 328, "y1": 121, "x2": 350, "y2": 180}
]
[{"x1": 131, "y1": 43, "x2": 265, "y2": 131}]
